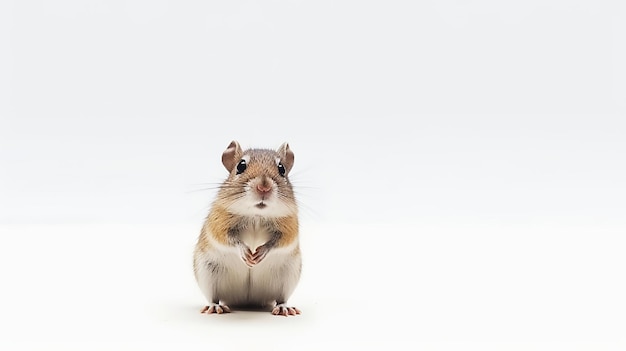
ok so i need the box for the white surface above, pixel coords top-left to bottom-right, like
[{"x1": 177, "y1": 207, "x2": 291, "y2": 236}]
[{"x1": 1, "y1": 1, "x2": 626, "y2": 350}]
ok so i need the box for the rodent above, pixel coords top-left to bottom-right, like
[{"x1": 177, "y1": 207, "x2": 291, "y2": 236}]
[{"x1": 193, "y1": 140, "x2": 302, "y2": 316}]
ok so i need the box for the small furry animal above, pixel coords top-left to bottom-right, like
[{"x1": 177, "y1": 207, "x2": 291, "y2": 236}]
[{"x1": 193, "y1": 141, "x2": 302, "y2": 316}]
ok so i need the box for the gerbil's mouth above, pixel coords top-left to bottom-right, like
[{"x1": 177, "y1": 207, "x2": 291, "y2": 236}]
[{"x1": 255, "y1": 202, "x2": 267, "y2": 209}]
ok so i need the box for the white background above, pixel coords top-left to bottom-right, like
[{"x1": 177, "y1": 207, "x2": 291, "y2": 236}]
[{"x1": 1, "y1": 0, "x2": 625, "y2": 350}]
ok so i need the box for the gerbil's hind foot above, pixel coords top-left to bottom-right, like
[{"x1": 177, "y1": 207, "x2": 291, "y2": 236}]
[
  {"x1": 272, "y1": 304, "x2": 301, "y2": 316},
  {"x1": 201, "y1": 303, "x2": 231, "y2": 314}
]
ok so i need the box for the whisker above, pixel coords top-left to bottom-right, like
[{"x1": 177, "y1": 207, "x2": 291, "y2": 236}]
[
  {"x1": 185, "y1": 188, "x2": 219, "y2": 194},
  {"x1": 221, "y1": 192, "x2": 247, "y2": 202},
  {"x1": 290, "y1": 185, "x2": 318, "y2": 190}
]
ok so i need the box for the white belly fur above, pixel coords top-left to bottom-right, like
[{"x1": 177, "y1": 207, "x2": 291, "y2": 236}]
[
  {"x1": 215, "y1": 246, "x2": 300, "y2": 306},
  {"x1": 239, "y1": 224, "x2": 271, "y2": 252},
  {"x1": 198, "y1": 223, "x2": 301, "y2": 307}
]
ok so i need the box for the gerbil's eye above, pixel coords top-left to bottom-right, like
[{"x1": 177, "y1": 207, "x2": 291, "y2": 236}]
[
  {"x1": 277, "y1": 163, "x2": 286, "y2": 177},
  {"x1": 236, "y1": 159, "x2": 247, "y2": 174}
]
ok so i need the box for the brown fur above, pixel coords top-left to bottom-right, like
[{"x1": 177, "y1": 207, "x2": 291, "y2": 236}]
[
  {"x1": 195, "y1": 205, "x2": 299, "y2": 253},
  {"x1": 195, "y1": 143, "x2": 299, "y2": 255},
  {"x1": 193, "y1": 141, "x2": 302, "y2": 314}
]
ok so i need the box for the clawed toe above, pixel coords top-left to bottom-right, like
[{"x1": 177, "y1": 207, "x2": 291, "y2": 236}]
[
  {"x1": 201, "y1": 303, "x2": 231, "y2": 314},
  {"x1": 272, "y1": 304, "x2": 301, "y2": 316}
]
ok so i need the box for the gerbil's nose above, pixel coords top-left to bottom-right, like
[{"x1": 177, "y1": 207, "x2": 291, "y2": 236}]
[{"x1": 256, "y1": 182, "x2": 272, "y2": 194}]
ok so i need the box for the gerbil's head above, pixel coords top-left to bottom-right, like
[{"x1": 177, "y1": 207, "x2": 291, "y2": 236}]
[{"x1": 216, "y1": 140, "x2": 297, "y2": 218}]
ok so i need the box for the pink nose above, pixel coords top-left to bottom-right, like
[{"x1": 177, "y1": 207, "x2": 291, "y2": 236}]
[{"x1": 256, "y1": 183, "x2": 272, "y2": 194}]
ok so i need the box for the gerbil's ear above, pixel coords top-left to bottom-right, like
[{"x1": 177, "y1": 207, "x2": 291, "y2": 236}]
[
  {"x1": 277, "y1": 142, "x2": 294, "y2": 175},
  {"x1": 222, "y1": 140, "x2": 243, "y2": 172}
]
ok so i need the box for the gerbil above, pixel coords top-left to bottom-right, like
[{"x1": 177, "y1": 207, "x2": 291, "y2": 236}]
[{"x1": 193, "y1": 140, "x2": 302, "y2": 316}]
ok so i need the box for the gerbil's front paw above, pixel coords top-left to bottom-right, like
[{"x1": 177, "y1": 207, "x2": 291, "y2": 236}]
[
  {"x1": 240, "y1": 244, "x2": 270, "y2": 267},
  {"x1": 201, "y1": 303, "x2": 231, "y2": 314},
  {"x1": 240, "y1": 245, "x2": 256, "y2": 267},
  {"x1": 250, "y1": 244, "x2": 270, "y2": 265},
  {"x1": 272, "y1": 304, "x2": 301, "y2": 317}
]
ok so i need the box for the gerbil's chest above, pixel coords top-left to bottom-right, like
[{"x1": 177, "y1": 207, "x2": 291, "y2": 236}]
[{"x1": 239, "y1": 220, "x2": 271, "y2": 251}]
